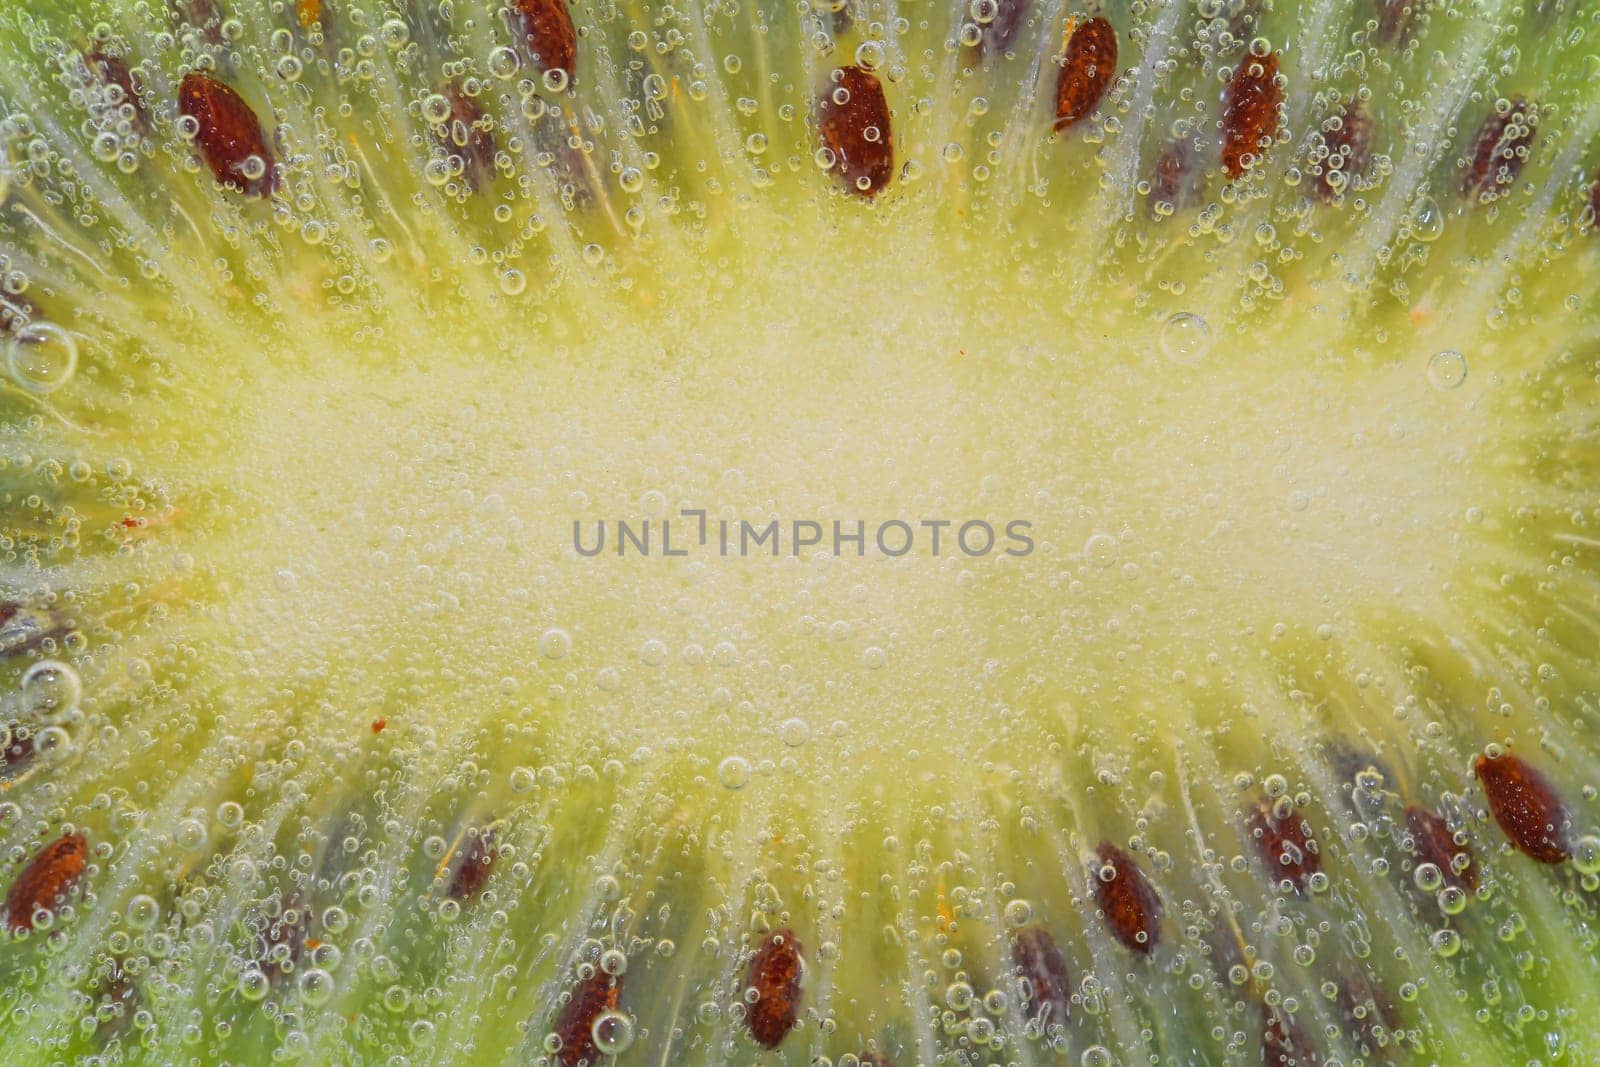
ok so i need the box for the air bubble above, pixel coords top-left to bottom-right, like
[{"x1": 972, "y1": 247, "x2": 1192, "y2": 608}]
[
  {"x1": 1003, "y1": 898, "x2": 1033, "y2": 927},
  {"x1": 238, "y1": 969, "x2": 270, "y2": 1002},
  {"x1": 1411, "y1": 196, "x2": 1445, "y2": 242},
  {"x1": 380, "y1": 18, "x2": 409, "y2": 47},
  {"x1": 298, "y1": 968, "x2": 335, "y2": 1006},
  {"x1": 125, "y1": 894, "x2": 160, "y2": 930},
  {"x1": 1438, "y1": 885, "x2": 1468, "y2": 915},
  {"x1": 7, "y1": 321, "x2": 78, "y2": 393},
  {"x1": 854, "y1": 40, "x2": 886, "y2": 70},
  {"x1": 1084, "y1": 532, "x2": 1119, "y2": 566},
  {"x1": 1573, "y1": 835, "x2": 1600, "y2": 875},
  {"x1": 591, "y1": 1010, "x2": 634, "y2": 1054},
  {"x1": 539, "y1": 628, "x2": 572, "y2": 659},
  {"x1": 21, "y1": 660, "x2": 81, "y2": 720},
  {"x1": 34, "y1": 724, "x2": 72, "y2": 761},
  {"x1": 1160, "y1": 311, "x2": 1211, "y2": 365},
  {"x1": 1427, "y1": 350, "x2": 1467, "y2": 390},
  {"x1": 488, "y1": 46, "x2": 520, "y2": 79},
  {"x1": 421, "y1": 93, "x2": 452, "y2": 124},
  {"x1": 717, "y1": 755, "x2": 751, "y2": 789},
  {"x1": 174, "y1": 818, "x2": 208, "y2": 850},
  {"x1": 1414, "y1": 862, "x2": 1443, "y2": 892}
]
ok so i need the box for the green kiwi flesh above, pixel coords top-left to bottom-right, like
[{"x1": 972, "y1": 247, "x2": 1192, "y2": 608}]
[{"x1": 0, "y1": 0, "x2": 1598, "y2": 1064}]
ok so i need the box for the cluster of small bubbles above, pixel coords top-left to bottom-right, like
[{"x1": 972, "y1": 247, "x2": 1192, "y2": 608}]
[
  {"x1": 1160, "y1": 311, "x2": 1211, "y2": 365},
  {"x1": 1427, "y1": 349, "x2": 1468, "y2": 390}
]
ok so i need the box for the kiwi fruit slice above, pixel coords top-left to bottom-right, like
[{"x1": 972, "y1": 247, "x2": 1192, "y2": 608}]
[{"x1": 0, "y1": 0, "x2": 1598, "y2": 1063}]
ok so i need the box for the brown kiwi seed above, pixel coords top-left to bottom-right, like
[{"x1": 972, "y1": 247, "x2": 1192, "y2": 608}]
[{"x1": 1052, "y1": 16, "x2": 1118, "y2": 132}]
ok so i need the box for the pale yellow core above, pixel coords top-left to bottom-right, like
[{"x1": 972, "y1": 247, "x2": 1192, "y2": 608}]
[{"x1": 194, "y1": 209, "x2": 1494, "y2": 777}]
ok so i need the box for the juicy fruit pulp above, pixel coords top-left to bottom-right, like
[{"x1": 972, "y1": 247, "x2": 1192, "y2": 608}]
[{"x1": 0, "y1": 0, "x2": 1597, "y2": 1064}]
